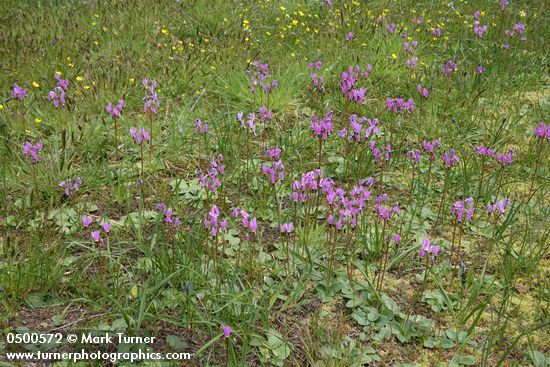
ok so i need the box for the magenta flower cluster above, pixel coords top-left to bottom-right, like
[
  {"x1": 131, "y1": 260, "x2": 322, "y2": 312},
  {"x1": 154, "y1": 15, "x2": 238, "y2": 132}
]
[
  {"x1": 199, "y1": 154, "x2": 225, "y2": 192},
  {"x1": 406, "y1": 149, "x2": 422, "y2": 163},
  {"x1": 419, "y1": 238, "x2": 440, "y2": 258},
  {"x1": 12, "y1": 84, "x2": 27, "y2": 100},
  {"x1": 442, "y1": 60, "x2": 458, "y2": 76},
  {"x1": 451, "y1": 197, "x2": 475, "y2": 223},
  {"x1": 142, "y1": 79, "x2": 160, "y2": 115},
  {"x1": 487, "y1": 199, "x2": 511, "y2": 214},
  {"x1": 500, "y1": 0, "x2": 509, "y2": 11},
  {"x1": 48, "y1": 73, "x2": 69, "y2": 108},
  {"x1": 311, "y1": 111, "x2": 334, "y2": 140},
  {"x1": 83, "y1": 216, "x2": 111, "y2": 243},
  {"x1": 370, "y1": 142, "x2": 392, "y2": 162},
  {"x1": 307, "y1": 61, "x2": 326, "y2": 91},
  {"x1": 106, "y1": 99, "x2": 125, "y2": 118},
  {"x1": 341, "y1": 65, "x2": 372, "y2": 104},
  {"x1": 442, "y1": 149, "x2": 460, "y2": 167},
  {"x1": 476, "y1": 145, "x2": 496, "y2": 156},
  {"x1": 157, "y1": 203, "x2": 182, "y2": 228},
  {"x1": 261, "y1": 148, "x2": 285, "y2": 184},
  {"x1": 280, "y1": 222, "x2": 294, "y2": 233},
  {"x1": 338, "y1": 115, "x2": 379, "y2": 142},
  {"x1": 59, "y1": 177, "x2": 81, "y2": 196},
  {"x1": 386, "y1": 97, "x2": 415, "y2": 113},
  {"x1": 534, "y1": 122, "x2": 549, "y2": 140},
  {"x1": 495, "y1": 148, "x2": 514, "y2": 166},
  {"x1": 405, "y1": 57, "x2": 418, "y2": 68},
  {"x1": 194, "y1": 118, "x2": 209, "y2": 135},
  {"x1": 422, "y1": 139, "x2": 441, "y2": 160},
  {"x1": 403, "y1": 40, "x2": 418, "y2": 54},
  {"x1": 417, "y1": 84, "x2": 429, "y2": 97},
  {"x1": 373, "y1": 194, "x2": 400, "y2": 222},
  {"x1": 474, "y1": 20, "x2": 488, "y2": 38},
  {"x1": 291, "y1": 169, "x2": 322, "y2": 202},
  {"x1": 247, "y1": 60, "x2": 278, "y2": 93},
  {"x1": 231, "y1": 208, "x2": 258, "y2": 238},
  {"x1": 204, "y1": 205, "x2": 227, "y2": 236},
  {"x1": 325, "y1": 179, "x2": 372, "y2": 229},
  {"x1": 130, "y1": 127, "x2": 151, "y2": 145},
  {"x1": 22, "y1": 141, "x2": 43, "y2": 163}
]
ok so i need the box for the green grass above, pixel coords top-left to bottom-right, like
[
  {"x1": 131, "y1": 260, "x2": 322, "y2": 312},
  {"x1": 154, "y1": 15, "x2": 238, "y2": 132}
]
[{"x1": 0, "y1": 0, "x2": 549, "y2": 366}]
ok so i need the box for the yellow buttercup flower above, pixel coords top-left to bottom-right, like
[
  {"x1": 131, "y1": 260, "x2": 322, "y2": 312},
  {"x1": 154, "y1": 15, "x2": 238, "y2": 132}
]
[
  {"x1": 32, "y1": 81, "x2": 40, "y2": 88},
  {"x1": 519, "y1": 10, "x2": 526, "y2": 17},
  {"x1": 35, "y1": 118, "x2": 42, "y2": 123},
  {"x1": 0, "y1": 104, "x2": 4, "y2": 111},
  {"x1": 129, "y1": 78, "x2": 135, "y2": 83},
  {"x1": 391, "y1": 53, "x2": 397, "y2": 59},
  {"x1": 76, "y1": 76, "x2": 84, "y2": 81},
  {"x1": 130, "y1": 285, "x2": 138, "y2": 298}
]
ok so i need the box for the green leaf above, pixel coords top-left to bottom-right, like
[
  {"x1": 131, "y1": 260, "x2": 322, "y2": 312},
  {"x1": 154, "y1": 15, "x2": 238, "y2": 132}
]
[
  {"x1": 57, "y1": 256, "x2": 78, "y2": 267},
  {"x1": 367, "y1": 307, "x2": 380, "y2": 322},
  {"x1": 423, "y1": 336, "x2": 440, "y2": 348},
  {"x1": 381, "y1": 294, "x2": 401, "y2": 316},
  {"x1": 452, "y1": 355, "x2": 476, "y2": 366},
  {"x1": 166, "y1": 335, "x2": 187, "y2": 350},
  {"x1": 51, "y1": 314, "x2": 65, "y2": 326},
  {"x1": 352, "y1": 310, "x2": 368, "y2": 326},
  {"x1": 440, "y1": 338, "x2": 455, "y2": 349},
  {"x1": 529, "y1": 350, "x2": 547, "y2": 367}
]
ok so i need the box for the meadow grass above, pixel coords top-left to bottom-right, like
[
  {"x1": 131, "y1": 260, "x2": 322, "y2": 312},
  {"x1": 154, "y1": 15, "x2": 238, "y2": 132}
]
[{"x1": 0, "y1": 0, "x2": 549, "y2": 366}]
